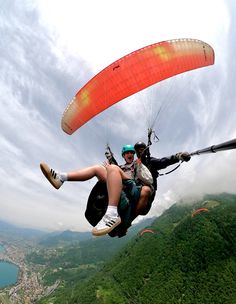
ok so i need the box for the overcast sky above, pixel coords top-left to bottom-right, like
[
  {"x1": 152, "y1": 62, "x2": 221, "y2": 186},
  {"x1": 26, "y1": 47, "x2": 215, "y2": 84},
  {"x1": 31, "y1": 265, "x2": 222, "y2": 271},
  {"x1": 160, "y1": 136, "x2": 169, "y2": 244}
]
[{"x1": 1, "y1": 0, "x2": 236, "y2": 232}]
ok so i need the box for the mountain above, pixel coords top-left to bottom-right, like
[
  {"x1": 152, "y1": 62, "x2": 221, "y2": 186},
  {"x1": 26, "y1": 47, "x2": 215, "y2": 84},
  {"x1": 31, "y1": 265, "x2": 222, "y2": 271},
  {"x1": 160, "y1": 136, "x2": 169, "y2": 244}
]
[
  {"x1": 38, "y1": 217, "x2": 154, "y2": 248},
  {"x1": 37, "y1": 193, "x2": 236, "y2": 304},
  {"x1": 0, "y1": 219, "x2": 46, "y2": 240},
  {"x1": 26, "y1": 217, "x2": 154, "y2": 288},
  {"x1": 39, "y1": 230, "x2": 92, "y2": 247}
]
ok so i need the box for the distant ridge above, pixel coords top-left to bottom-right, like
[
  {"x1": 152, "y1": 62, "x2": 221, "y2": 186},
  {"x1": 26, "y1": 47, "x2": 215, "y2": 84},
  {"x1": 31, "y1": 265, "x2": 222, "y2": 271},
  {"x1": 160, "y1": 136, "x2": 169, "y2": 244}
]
[
  {"x1": 0, "y1": 219, "x2": 46, "y2": 239},
  {"x1": 39, "y1": 230, "x2": 92, "y2": 246}
]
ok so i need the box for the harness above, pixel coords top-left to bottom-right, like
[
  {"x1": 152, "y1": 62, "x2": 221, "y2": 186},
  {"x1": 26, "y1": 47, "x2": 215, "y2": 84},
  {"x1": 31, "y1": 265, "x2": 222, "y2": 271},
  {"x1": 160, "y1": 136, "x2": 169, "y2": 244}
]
[
  {"x1": 85, "y1": 180, "x2": 141, "y2": 238},
  {"x1": 159, "y1": 161, "x2": 183, "y2": 176},
  {"x1": 144, "y1": 128, "x2": 183, "y2": 176},
  {"x1": 105, "y1": 144, "x2": 118, "y2": 165}
]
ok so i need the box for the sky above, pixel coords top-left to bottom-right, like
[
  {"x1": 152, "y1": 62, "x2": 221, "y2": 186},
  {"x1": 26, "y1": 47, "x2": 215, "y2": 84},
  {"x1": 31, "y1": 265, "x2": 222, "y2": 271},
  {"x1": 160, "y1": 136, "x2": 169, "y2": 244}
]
[{"x1": 1, "y1": 0, "x2": 236, "y2": 232}]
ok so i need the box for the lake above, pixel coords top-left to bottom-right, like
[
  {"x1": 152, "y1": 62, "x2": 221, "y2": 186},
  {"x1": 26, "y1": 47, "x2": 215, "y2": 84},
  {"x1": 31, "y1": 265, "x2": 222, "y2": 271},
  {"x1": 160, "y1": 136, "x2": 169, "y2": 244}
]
[{"x1": 0, "y1": 245, "x2": 19, "y2": 288}]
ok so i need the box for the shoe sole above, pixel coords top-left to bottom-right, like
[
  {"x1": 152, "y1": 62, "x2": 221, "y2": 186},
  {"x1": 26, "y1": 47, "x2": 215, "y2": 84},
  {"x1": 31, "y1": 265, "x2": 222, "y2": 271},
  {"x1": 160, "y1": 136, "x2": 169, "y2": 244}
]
[
  {"x1": 40, "y1": 163, "x2": 61, "y2": 189},
  {"x1": 92, "y1": 217, "x2": 122, "y2": 236}
]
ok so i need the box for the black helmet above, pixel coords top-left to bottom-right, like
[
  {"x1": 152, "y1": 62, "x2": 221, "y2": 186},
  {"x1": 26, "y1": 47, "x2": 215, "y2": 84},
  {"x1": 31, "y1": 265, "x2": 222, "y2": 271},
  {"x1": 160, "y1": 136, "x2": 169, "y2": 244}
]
[{"x1": 134, "y1": 141, "x2": 147, "y2": 152}]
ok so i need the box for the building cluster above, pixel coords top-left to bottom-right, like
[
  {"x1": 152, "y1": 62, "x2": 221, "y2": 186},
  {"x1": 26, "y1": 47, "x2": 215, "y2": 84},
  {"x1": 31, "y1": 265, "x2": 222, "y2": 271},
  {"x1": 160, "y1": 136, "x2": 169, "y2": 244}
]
[{"x1": 0, "y1": 244, "x2": 60, "y2": 303}]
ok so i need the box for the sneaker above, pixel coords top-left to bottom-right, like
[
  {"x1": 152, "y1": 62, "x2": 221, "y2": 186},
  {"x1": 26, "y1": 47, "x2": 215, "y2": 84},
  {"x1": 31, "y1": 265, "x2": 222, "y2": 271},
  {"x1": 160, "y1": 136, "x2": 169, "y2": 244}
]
[
  {"x1": 40, "y1": 163, "x2": 63, "y2": 189},
  {"x1": 92, "y1": 214, "x2": 121, "y2": 236}
]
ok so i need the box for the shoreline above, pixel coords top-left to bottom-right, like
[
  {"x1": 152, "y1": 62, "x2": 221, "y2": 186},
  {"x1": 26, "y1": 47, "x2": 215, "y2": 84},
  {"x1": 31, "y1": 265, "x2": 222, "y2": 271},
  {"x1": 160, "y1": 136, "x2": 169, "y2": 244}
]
[
  {"x1": 0, "y1": 244, "x2": 24, "y2": 291},
  {"x1": 0, "y1": 242, "x2": 61, "y2": 303},
  {"x1": 0, "y1": 258, "x2": 21, "y2": 290}
]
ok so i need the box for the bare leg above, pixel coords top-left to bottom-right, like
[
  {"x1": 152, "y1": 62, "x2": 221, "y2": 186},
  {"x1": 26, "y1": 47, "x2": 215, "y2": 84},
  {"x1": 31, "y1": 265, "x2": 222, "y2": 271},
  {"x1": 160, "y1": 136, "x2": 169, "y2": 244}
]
[
  {"x1": 40, "y1": 163, "x2": 107, "y2": 190},
  {"x1": 134, "y1": 186, "x2": 152, "y2": 217},
  {"x1": 67, "y1": 165, "x2": 107, "y2": 182},
  {"x1": 91, "y1": 164, "x2": 128, "y2": 236},
  {"x1": 106, "y1": 164, "x2": 129, "y2": 206}
]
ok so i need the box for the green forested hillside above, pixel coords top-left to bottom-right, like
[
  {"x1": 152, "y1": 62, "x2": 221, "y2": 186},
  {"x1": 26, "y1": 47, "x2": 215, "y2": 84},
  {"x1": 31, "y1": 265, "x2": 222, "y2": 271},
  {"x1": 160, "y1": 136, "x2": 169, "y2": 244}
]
[
  {"x1": 38, "y1": 230, "x2": 92, "y2": 247},
  {"x1": 38, "y1": 193, "x2": 236, "y2": 304},
  {"x1": 27, "y1": 218, "x2": 153, "y2": 290}
]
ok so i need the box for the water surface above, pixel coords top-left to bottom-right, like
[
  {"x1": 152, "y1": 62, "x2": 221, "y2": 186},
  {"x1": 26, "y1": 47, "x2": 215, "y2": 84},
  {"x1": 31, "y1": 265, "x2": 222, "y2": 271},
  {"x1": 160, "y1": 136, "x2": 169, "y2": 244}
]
[{"x1": 0, "y1": 261, "x2": 19, "y2": 289}]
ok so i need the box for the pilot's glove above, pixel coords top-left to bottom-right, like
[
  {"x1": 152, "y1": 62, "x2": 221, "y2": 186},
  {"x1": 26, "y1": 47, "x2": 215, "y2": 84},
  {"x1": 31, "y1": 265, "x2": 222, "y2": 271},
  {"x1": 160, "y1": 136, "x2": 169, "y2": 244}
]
[{"x1": 176, "y1": 152, "x2": 191, "y2": 162}]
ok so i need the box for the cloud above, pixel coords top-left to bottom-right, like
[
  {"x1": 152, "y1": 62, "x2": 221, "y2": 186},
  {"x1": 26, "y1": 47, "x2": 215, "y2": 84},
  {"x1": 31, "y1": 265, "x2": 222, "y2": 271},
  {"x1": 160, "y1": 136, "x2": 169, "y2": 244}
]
[{"x1": 0, "y1": 1, "x2": 95, "y2": 231}]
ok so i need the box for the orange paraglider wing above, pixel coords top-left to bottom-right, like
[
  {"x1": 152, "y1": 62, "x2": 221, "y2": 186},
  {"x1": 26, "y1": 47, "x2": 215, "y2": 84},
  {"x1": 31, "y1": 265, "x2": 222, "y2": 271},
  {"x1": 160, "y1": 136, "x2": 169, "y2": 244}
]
[
  {"x1": 62, "y1": 38, "x2": 215, "y2": 134},
  {"x1": 191, "y1": 208, "x2": 209, "y2": 217},
  {"x1": 139, "y1": 229, "x2": 155, "y2": 236}
]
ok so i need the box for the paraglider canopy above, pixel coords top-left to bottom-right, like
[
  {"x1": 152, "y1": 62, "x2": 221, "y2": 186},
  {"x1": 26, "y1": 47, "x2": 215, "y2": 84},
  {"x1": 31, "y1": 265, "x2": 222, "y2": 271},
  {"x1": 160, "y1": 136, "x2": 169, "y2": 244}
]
[
  {"x1": 191, "y1": 208, "x2": 209, "y2": 217},
  {"x1": 139, "y1": 229, "x2": 155, "y2": 236},
  {"x1": 61, "y1": 38, "x2": 214, "y2": 134}
]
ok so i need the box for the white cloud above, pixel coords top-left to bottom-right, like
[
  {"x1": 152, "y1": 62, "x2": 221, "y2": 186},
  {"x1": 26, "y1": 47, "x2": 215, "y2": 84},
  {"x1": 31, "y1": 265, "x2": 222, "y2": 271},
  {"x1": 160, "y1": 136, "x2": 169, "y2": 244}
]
[{"x1": 35, "y1": 0, "x2": 228, "y2": 71}]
